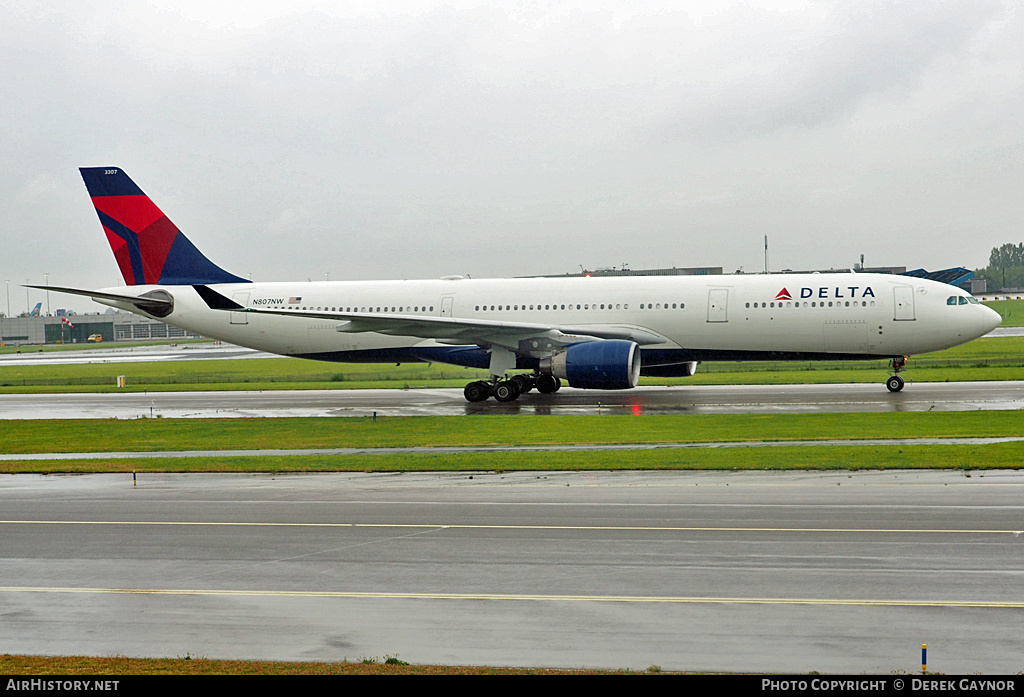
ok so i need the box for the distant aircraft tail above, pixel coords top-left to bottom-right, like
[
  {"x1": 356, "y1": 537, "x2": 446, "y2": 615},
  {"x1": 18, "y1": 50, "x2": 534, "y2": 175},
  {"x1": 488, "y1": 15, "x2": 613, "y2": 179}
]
[
  {"x1": 79, "y1": 167, "x2": 249, "y2": 286},
  {"x1": 30, "y1": 302, "x2": 41, "y2": 317}
]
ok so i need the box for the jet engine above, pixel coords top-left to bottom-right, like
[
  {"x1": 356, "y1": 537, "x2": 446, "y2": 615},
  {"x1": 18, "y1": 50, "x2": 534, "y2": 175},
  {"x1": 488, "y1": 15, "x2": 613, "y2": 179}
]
[{"x1": 542, "y1": 340, "x2": 641, "y2": 389}]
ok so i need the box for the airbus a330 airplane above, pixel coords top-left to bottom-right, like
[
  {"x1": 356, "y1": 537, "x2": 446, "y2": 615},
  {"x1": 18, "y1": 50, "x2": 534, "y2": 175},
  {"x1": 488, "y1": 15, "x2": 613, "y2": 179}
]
[{"x1": 36, "y1": 167, "x2": 1002, "y2": 402}]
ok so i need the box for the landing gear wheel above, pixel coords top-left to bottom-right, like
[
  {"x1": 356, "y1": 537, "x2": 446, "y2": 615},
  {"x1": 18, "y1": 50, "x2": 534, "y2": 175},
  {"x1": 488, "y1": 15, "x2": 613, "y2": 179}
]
[
  {"x1": 464, "y1": 381, "x2": 491, "y2": 402},
  {"x1": 493, "y1": 380, "x2": 521, "y2": 402},
  {"x1": 536, "y1": 374, "x2": 559, "y2": 394},
  {"x1": 511, "y1": 374, "x2": 534, "y2": 395},
  {"x1": 886, "y1": 355, "x2": 908, "y2": 393}
]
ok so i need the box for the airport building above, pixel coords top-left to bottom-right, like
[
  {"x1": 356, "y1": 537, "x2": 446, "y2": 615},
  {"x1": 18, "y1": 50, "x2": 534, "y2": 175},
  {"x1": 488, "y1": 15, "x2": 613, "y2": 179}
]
[
  {"x1": 529, "y1": 266, "x2": 725, "y2": 278},
  {"x1": 537, "y1": 264, "x2": 983, "y2": 290},
  {"x1": 0, "y1": 312, "x2": 200, "y2": 347}
]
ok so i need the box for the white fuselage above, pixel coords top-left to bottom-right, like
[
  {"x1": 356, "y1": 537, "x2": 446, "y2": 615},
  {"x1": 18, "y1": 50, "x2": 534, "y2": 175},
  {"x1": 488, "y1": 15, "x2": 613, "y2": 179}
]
[{"x1": 95, "y1": 272, "x2": 1001, "y2": 368}]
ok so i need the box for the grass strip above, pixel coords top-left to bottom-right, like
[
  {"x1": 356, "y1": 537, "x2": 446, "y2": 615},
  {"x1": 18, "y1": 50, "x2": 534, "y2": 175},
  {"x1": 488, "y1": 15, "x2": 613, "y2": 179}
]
[
  {"x1": 987, "y1": 298, "x2": 1024, "y2": 326},
  {"x1": 0, "y1": 654, "x2": 644, "y2": 675},
  {"x1": 2, "y1": 442, "x2": 1021, "y2": 473},
  {"x1": 4, "y1": 412, "x2": 1024, "y2": 455}
]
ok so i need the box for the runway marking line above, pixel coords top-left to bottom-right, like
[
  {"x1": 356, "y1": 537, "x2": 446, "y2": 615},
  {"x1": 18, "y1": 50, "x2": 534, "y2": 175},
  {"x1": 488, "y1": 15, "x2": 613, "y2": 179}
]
[
  {"x1": 1, "y1": 585, "x2": 1022, "y2": 608},
  {"x1": 2, "y1": 520, "x2": 1020, "y2": 535}
]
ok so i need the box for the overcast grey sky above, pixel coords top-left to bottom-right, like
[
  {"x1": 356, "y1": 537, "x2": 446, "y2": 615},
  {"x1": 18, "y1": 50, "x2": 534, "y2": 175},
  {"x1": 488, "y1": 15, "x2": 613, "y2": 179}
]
[{"x1": 2, "y1": 0, "x2": 1021, "y2": 313}]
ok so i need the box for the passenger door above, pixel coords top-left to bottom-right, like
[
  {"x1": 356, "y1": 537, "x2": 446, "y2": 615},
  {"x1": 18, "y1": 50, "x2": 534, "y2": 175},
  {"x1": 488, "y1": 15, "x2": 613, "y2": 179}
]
[
  {"x1": 893, "y1": 286, "x2": 915, "y2": 321},
  {"x1": 707, "y1": 289, "x2": 728, "y2": 323}
]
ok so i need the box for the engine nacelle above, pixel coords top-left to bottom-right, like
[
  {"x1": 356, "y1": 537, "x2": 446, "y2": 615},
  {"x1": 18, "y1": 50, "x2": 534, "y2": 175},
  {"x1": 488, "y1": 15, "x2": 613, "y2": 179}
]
[
  {"x1": 641, "y1": 361, "x2": 698, "y2": 378},
  {"x1": 544, "y1": 340, "x2": 641, "y2": 390}
]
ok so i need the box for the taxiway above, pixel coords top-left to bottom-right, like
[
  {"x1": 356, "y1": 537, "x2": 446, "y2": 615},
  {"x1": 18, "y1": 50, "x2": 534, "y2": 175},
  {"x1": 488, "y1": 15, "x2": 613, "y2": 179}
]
[
  {"x1": 2, "y1": 381, "x2": 1024, "y2": 419},
  {"x1": 2, "y1": 470, "x2": 1022, "y2": 673}
]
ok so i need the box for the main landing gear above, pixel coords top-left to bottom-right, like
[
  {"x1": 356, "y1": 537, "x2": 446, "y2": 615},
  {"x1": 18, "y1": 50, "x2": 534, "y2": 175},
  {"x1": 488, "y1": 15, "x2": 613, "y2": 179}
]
[
  {"x1": 463, "y1": 373, "x2": 562, "y2": 402},
  {"x1": 886, "y1": 356, "x2": 907, "y2": 392}
]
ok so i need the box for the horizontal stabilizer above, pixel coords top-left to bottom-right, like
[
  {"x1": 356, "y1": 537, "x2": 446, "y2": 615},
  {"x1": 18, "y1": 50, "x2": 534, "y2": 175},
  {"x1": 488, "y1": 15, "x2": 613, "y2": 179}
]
[{"x1": 25, "y1": 284, "x2": 174, "y2": 317}]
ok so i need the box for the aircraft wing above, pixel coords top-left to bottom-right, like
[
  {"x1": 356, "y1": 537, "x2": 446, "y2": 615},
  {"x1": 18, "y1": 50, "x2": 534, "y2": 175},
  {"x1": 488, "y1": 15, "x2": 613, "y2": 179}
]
[{"x1": 193, "y1": 285, "x2": 667, "y2": 351}]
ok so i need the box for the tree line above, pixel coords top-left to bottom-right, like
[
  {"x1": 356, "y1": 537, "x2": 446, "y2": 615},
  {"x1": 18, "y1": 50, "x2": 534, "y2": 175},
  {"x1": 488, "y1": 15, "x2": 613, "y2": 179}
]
[{"x1": 977, "y1": 243, "x2": 1024, "y2": 290}]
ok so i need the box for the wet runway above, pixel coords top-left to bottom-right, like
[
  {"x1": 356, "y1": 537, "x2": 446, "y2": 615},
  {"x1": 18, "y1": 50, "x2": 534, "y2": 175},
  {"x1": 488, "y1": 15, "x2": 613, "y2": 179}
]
[
  {"x1": 2, "y1": 470, "x2": 1022, "y2": 673},
  {"x1": 2, "y1": 381, "x2": 1024, "y2": 419},
  {"x1": 0, "y1": 342, "x2": 268, "y2": 366}
]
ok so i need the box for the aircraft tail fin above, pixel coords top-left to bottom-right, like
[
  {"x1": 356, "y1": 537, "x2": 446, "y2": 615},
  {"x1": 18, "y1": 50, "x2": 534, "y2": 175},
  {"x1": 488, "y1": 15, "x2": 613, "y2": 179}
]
[{"x1": 79, "y1": 167, "x2": 249, "y2": 286}]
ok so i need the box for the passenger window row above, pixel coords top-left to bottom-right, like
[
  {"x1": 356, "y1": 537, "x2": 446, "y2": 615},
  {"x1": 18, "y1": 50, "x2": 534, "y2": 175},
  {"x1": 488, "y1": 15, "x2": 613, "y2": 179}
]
[
  {"x1": 271, "y1": 306, "x2": 435, "y2": 312},
  {"x1": 745, "y1": 301, "x2": 876, "y2": 308},
  {"x1": 472, "y1": 302, "x2": 686, "y2": 311}
]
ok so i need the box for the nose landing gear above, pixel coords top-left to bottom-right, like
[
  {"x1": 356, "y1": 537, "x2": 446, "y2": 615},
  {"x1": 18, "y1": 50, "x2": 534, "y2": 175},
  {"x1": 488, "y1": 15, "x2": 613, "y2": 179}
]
[{"x1": 886, "y1": 356, "x2": 907, "y2": 392}]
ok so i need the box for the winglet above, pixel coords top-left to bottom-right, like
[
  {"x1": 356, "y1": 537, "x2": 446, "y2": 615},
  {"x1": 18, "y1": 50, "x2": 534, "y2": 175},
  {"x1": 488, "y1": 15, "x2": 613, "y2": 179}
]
[
  {"x1": 80, "y1": 167, "x2": 250, "y2": 286},
  {"x1": 193, "y1": 284, "x2": 246, "y2": 310}
]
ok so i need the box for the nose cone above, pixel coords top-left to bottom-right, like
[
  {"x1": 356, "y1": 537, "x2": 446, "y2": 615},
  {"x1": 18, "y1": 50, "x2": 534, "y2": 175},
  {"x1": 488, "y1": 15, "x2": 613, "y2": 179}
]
[{"x1": 979, "y1": 304, "x2": 1003, "y2": 335}]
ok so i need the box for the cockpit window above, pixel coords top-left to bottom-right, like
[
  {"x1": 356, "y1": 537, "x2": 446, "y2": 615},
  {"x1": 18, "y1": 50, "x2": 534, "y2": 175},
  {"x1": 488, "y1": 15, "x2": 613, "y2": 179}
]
[
  {"x1": 966, "y1": 296, "x2": 980, "y2": 304},
  {"x1": 958, "y1": 296, "x2": 969, "y2": 305},
  {"x1": 947, "y1": 296, "x2": 957, "y2": 305}
]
